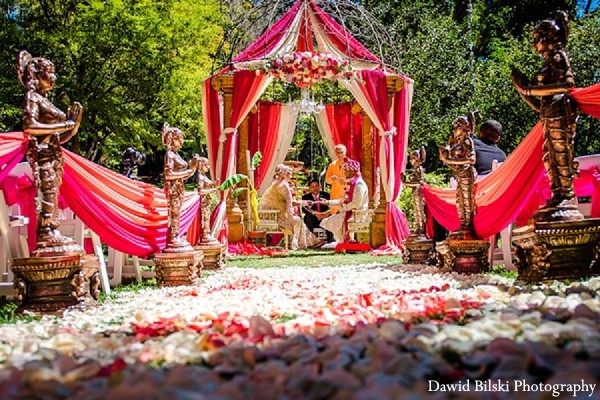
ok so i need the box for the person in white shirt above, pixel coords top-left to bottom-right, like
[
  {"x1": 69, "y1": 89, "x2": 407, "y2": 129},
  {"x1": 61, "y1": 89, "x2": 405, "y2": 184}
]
[{"x1": 320, "y1": 159, "x2": 368, "y2": 243}]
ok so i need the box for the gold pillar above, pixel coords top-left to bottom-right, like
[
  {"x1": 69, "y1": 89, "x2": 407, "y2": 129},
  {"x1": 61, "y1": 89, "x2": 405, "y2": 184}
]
[
  {"x1": 237, "y1": 107, "x2": 257, "y2": 234},
  {"x1": 237, "y1": 115, "x2": 250, "y2": 218},
  {"x1": 371, "y1": 76, "x2": 405, "y2": 249},
  {"x1": 211, "y1": 74, "x2": 244, "y2": 243},
  {"x1": 352, "y1": 103, "x2": 374, "y2": 208}
]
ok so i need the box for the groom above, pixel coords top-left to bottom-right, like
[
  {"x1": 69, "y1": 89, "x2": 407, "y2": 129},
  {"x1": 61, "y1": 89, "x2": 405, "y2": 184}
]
[{"x1": 320, "y1": 159, "x2": 368, "y2": 243}]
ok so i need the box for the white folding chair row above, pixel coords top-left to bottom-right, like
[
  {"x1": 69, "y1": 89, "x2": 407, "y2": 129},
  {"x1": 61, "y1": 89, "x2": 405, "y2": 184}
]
[
  {"x1": 106, "y1": 248, "x2": 155, "y2": 287},
  {"x1": 0, "y1": 192, "x2": 29, "y2": 296},
  {"x1": 59, "y1": 209, "x2": 111, "y2": 295}
]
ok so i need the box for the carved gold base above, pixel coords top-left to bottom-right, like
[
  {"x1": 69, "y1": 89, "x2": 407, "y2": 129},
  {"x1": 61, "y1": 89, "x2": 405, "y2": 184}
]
[
  {"x1": 512, "y1": 219, "x2": 600, "y2": 283},
  {"x1": 437, "y1": 239, "x2": 490, "y2": 274},
  {"x1": 370, "y1": 209, "x2": 386, "y2": 249},
  {"x1": 154, "y1": 250, "x2": 203, "y2": 287},
  {"x1": 226, "y1": 200, "x2": 244, "y2": 244},
  {"x1": 11, "y1": 254, "x2": 99, "y2": 314},
  {"x1": 31, "y1": 235, "x2": 83, "y2": 258},
  {"x1": 195, "y1": 243, "x2": 226, "y2": 270},
  {"x1": 403, "y1": 235, "x2": 434, "y2": 264}
]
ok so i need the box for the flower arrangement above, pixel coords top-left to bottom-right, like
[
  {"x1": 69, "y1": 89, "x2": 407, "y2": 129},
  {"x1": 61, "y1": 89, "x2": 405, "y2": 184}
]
[{"x1": 267, "y1": 52, "x2": 353, "y2": 87}]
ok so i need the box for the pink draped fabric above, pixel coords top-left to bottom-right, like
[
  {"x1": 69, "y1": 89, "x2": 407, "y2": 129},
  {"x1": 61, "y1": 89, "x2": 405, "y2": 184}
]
[
  {"x1": 61, "y1": 150, "x2": 200, "y2": 257},
  {"x1": 422, "y1": 123, "x2": 545, "y2": 238},
  {"x1": 574, "y1": 166, "x2": 600, "y2": 218},
  {"x1": 571, "y1": 83, "x2": 600, "y2": 119},
  {"x1": 355, "y1": 70, "x2": 410, "y2": 251},
  {"x1": 308, "y1": 0, "x2": 381, "y2": 63},
  {"x1": 0, "y1": 132, "x2": 28, "y2": 183},
  {"x1": 202, "y1": 78, "x2": 223, "y2": 176},
  {"x1": 201, "y1": 70, "x2": 272, "y2": 240},
  {"x1": 248, "y1": 101, "x2": 282, "y2": 190},
  {"x1": 324, "y1": 103, "x2": 363, "y2": 165},
  {"x1": 233, "y1": 1, "x2": 302, "y2": 63},
  {"x1": 2, "y1": 172, "x2": 37, "y2": 249}
]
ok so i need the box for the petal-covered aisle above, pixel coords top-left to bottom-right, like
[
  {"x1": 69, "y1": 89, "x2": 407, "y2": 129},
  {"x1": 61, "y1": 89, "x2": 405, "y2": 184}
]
[{"x1": 0, "y1": 260, "x2": 599, "y2": 399}]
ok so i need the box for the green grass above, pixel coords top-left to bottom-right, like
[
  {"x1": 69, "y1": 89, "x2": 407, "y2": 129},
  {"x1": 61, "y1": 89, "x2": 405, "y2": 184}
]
[
  {"x1": 98, "y1": 278, "x2": 157, "y2": 303},
  {"x1": 0, "y1": 301, "x2": 41, "y2": 324},
  {"x1": 226, "y1": 250, "x2": 401, "y2": 269},
  {"x1": 486, "y1": 264, "x2": 518, "y2": 279}
]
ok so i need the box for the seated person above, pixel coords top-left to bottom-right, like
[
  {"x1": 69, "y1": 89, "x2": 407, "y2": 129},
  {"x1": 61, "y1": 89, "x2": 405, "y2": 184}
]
[
  {"x1": 301, "y1": 179, "x2": 333, "y2": 242},
  {"x1": 473, "y1": 120, "x2": 507, "y2": 176},
  {"x1": 259, "y1": 164, "x2": 322, "y2": 250},
  {"x1": 320, "y1": 159, "x2": 368, "y2": 243}
]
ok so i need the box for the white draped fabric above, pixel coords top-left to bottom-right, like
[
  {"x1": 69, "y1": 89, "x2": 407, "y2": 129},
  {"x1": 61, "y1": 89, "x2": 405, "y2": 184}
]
[
  {"x1": 216, "y1": 73, "x2": 273, "y2": 185},
  {"x1": 339, "y1": 77, "x2": 394, "y2": 199},
  {"x1": 258, "y1": 105, "x2": 299, "y2": 194},
  {"x1": 313, "y1": 109, "x2": 337, "y2": 160}
]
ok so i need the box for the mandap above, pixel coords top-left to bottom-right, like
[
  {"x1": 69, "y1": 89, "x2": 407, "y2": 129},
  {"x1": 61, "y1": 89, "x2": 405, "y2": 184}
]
[{"x1": 198, "y1": 0, "x2": 414, "y2": 254}]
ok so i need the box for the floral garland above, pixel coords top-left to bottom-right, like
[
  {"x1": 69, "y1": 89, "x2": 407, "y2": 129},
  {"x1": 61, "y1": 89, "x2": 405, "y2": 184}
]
[{"x1": 266, "y1": 51, "x2": 354, "y2": 87}]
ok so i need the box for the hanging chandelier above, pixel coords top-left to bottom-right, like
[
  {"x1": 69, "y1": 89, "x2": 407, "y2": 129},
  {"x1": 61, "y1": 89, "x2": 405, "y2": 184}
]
[{"x1": 288, "y1": 87, "x2": 325, "y2": 115}]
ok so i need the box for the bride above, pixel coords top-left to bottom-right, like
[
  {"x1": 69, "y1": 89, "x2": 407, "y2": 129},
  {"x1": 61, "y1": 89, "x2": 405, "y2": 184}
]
[{"x1": 259, "y1": 164, "x2": 322, "y2": 249}]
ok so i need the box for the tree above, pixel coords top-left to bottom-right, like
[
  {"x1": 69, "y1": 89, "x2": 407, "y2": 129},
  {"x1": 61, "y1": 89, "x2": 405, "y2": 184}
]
[{"x1": 0, "y1": 0, "x2": 225, "y2": 174}]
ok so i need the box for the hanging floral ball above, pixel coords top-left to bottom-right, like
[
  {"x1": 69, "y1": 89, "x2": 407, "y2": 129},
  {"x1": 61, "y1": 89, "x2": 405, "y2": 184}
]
[{"x1": 266, "y1": 52, "x2": 354, "y2": 87}]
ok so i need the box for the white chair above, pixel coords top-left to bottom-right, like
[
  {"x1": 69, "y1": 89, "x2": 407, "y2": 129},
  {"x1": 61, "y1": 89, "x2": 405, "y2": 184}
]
[
  {"x1": 256, "y1": 209, "x2": 290, "y2": 248},
  {"x1": 0, "y1": 192, "x2": 30, "y2": 296},
  {"x1": 574, "y1": 154, "x2": 600, "y2": 218},
  {"x1": 347, "y1": 209, "x2": 374, "y2": 242},
  {"x1": 482, "y1": 160, "x2": 514, "y2": 270},
  {"x1": 59, "y1": 209, "x2": 111, "y2": 295},
  {"x1": 106, "y1": 248, "x2": 154, "y2": 286}
]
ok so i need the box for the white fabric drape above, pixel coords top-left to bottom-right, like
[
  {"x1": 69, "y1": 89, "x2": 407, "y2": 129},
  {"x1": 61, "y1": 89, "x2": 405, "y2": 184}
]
[
  {"x1": 258, "y1": 104, "x2": 299, "y2": 194},
  {"x1": 215, "y1": 74, "x2": 274, "y2": 184},
  {"x1": 307, "y1": 10, "x2": 381, "y2": 71},
  {"x1": 232, "y1": 7, "x2": 304, "y2": 71},
  {"x1": 313, "y1": 109, "x2": 336, "y2": 160},
  {"x1": 339, "y1": 78, "x2": 394, "y2": 201}
]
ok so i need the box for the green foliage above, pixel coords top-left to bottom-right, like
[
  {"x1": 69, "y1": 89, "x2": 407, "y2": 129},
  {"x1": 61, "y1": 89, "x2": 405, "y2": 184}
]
[
  {"x1": 0, "y1": 301, "x2": 41, "y2": 324},
  {"x1": 400, "y1": 171, "x2": 450, "y2": 227},
  {"x1": 0, "y1": 0, "x2": 225, "y2": 171},
  {"x1": 369, "y1": 0, "x2": 600, "y2": 169},
  {"x1": 218, "y1": 173, "x2": 250, "y2": 192},
  {"x1": 227, "y1": 251, "x2": 400, "y2": 269}
]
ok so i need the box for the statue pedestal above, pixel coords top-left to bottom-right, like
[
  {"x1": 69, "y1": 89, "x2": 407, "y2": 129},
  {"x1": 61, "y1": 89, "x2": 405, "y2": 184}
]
[
  {"x1": 370, "y1": 204, "x2": 387, "y2": 249},
  {"x1": 403, "y1": 235, "x2": 434, "y2": 264},
  {"x1": 195, "y1": 242, "x2": 226, "y2": 270},
  {"x1": 512, "y1": 219, "x2": 600, "y2": 283},
  {"x1": 11, "y1": 253, "x2": 99, "y2": 314},
  {"x1": 437, "y1": 239, "x2": 490, "y2": 274},
  {"x1": 227, "y1": 200, "x2": 244, "y2": 244},
  {"x1": 154, "y1": 250, "x2": 203, "y2": 287}
]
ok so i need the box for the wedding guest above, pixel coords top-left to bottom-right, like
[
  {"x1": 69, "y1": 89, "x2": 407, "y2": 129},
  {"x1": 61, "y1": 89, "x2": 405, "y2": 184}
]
[
  {"x1": 301, "y1": 179, "x2": 332, "y2": 241},
  {"x1": 473, "y1": 120, "x2": 507, "y2": 176}
]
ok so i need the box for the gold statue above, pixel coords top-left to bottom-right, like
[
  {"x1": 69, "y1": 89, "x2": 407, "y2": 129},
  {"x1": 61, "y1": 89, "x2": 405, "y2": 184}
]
[
  {"x1": 162, "y1": 123, "x2": 199, "y2": 252},
  {"x1": 197, "y1": 157, "x2": 218, "y2": 244},
  {"x1": 17, "y1": 50, "x2": 83, "y2": 254},
  {"x1": 511, "y1": 11, "x2": 581, "y2": 222},
  {"x1": 439, "y1": 115, "x2": 477, "y2": 239},
  {"x1": 402, "y1": 147, "x2": 427, "y2": 239}
]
